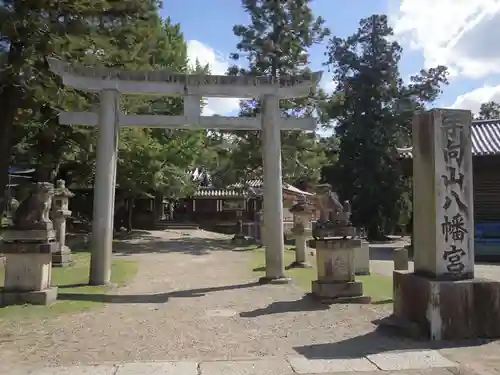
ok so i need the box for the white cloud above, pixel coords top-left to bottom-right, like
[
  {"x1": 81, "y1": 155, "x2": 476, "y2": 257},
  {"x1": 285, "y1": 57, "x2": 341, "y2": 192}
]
[
  {"x1": 186, "y1": 40, "x2": 241, "y2": 116},
  {"x1": 450, "y1": 85, "x2": 500, "y2": 113},
  {"x1": 390, "y1": 0, "x2": 500, "y2": 78},
  {"x1": 319, "y1": 72, "x2": 336, "y2": 93}
]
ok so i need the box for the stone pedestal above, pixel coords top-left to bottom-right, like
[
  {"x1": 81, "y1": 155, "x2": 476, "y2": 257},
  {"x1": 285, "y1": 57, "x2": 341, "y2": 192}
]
[
  {"x1": 354, "y1": 239, "x2": 370, "y2": 275},
  {"x1": 1, "y1": 231, "x2": 58, "y2": 306},
  {"x1": 312, "y1": 238, "x2": 370, "y2": 303},
  {"x1": 386, "y1": 271, "x2": 500, "y2": 340}
]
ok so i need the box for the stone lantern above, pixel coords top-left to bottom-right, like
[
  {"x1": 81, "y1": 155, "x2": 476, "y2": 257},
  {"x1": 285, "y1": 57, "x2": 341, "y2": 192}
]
[
  {"x1": 51, "y1": 180, "x2": 74, "y2": 267},
  {"x1": 231, "y1": 209, "x2": 247, "y2": 245},
  {"x1": 289, "y1": 196, "x2": 314, "y2": 268}
]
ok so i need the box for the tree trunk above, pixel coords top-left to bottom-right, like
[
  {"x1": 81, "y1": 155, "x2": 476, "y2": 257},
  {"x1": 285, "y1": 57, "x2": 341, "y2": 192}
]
[
  {"x1": 0, "y1": 85, "x2": 19, "y2": 217},
  {"x1": 127, "y1": 198, "x2": 134, "y2": 232},
  {"x1": 0, "y1": 41, "x2": 24, "y2": 216}
]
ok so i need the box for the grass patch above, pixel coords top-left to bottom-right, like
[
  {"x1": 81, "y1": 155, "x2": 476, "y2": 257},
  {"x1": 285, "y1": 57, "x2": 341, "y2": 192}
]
[
  {"x1": 0, "y1": 252, "x2": 138, "y2": 322},
  {"x1": 252, "y1": 246, "x2": 393, "y2": 303}
]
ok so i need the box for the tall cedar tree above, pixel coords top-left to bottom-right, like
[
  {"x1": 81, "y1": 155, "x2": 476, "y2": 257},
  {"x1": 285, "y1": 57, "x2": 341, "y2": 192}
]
[
  {"x1": 325, "y1": 15, "x2": 448, "y2": 239},
  {"x1": 0, "y1": 0, "x2": 161, "y2": 213},
  {"x1": 227, "y1": 0, "x2": 330, "y2": 186}
]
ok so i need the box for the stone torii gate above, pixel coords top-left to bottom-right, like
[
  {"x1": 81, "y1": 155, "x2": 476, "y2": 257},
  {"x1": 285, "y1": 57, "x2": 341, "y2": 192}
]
[{"x1": 48, "y1": 58, "x2": 322, "y2": 286}]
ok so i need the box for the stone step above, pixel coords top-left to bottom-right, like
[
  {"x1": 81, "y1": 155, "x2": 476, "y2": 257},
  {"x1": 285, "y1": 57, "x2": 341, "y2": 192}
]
[{"x1": 154, "y1": 222, "x2": 200, "y2": 230}]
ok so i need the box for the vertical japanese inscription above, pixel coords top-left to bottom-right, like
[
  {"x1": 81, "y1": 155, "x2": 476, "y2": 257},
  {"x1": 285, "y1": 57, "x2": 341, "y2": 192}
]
[{"x1": 440, "y1": 111, "x2": 469, "y2": 277}]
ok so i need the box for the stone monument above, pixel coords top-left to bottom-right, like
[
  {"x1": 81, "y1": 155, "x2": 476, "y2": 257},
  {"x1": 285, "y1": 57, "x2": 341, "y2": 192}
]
[
  {"x1": 0, "y1": 182, "x2": 58, "y2": 306},
  {"x1": 311, "y1": 196, "x2": 370, "y2": 303},
  {"x1": 386, "y1": 108, "x2": 500, "y2": 339},
  {"x1": 51, "y1": 180, "x2": 74, "y2": 267},
  {"x1": 289, "y1": 196, "x2": 314, "y2": 268}
]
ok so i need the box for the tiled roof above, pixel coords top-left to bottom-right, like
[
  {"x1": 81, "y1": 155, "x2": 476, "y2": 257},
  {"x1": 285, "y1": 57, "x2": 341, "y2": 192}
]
[
  {"x1": 472, "y1": 119, "x2": 500, "y2": 155},
  {"x1": 193, "y1": 188, "x2": 247, "y2": 198},
  {"x1": 399, "y1": 119, "x2": 500, "y2": 158},
  {"x1": 193, "y1": 181, "x2": 313, "y2": 198},
  {"x1": 228, "y1": 179, "x2": 263, "y2": 189}
]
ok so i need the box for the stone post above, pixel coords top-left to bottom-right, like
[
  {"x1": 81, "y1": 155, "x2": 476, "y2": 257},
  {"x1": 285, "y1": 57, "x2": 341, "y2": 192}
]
[
  {"x1": 89, "y1": 89, "x2": 120, "y2": 285},
  {"x1": 260, "y1": 95, "x2": 289, "y2": 284},
  {"x1": 388, "y1": 108, "x2": 500, "y2": 340},
  {"x1": 51, "y1": 180, "x2": 74, "y2": 267},
  {"x1": 393, "y1": 247, "x2": 408, "y2": 271},
  {"x1": 312, "y1": 238, "x2": 370, "y2": 303},
  {"x1": 354, "y1": 239, "x2": 370, "y2": 275}
]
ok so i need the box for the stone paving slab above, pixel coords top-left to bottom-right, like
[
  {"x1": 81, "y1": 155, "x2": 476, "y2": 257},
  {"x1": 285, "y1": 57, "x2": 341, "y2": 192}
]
[
  {"x1": 115, "y1": 360, "x2": 198, "y2": 375},
  {"x1": 367, "y1": 350, "x2": 457, "y2": 371},
  {"x1": 288, "y1": 356, "x2": 378, "y2": 373},
  {"x1": 14, "y1": 352, "x2": 463, "y2": 375},
  {"x1": 200, "y1": 357, "x2": 292, "y2": 375},
  {"x1": 28, "y1": 365, "x2": 117, "y2": 375}
]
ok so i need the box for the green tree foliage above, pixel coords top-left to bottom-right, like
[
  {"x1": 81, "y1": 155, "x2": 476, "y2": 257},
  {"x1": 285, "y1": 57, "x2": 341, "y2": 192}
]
[
  {"x1": 324, "y1": 14, "x2": 448, "y2": 239},
  {"x1": 477, "y1": 101, "x2": 500, "y2": 120},
  {"x1": 0, "y1": 0, "x2": 162, "y2": 202},
  {"x1": 0, "y1": 2, "x2": 216, "y2": 219},
  {"x1": 226, "y1": 0, "x2": 330, "y2": 186},
  {"x1": 116, "y1": 17, "x2": 212, "y2": 200}
]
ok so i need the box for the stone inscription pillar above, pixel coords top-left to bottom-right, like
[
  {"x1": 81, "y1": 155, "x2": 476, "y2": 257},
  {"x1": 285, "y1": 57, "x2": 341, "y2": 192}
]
[
  {"x1": 412, "y1": 108, "x2": 474, "y2": 279},
  {"x1": 89, "y1": 89, "x2": 120, "y2": 285},
  {"x1": 260, "y1": 95, "x2": 289, "y2": 283}
]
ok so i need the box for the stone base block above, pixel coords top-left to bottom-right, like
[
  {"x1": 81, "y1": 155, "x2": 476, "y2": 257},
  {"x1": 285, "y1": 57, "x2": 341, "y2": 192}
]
[
  {"x1": 52, "y1": 248, "x2": 73, "y2": 267},
  {"x1": 317, "y1": 295, "x2": 372, "y2": 304},
  {"x1": 231, "y1": 235, "x2": 252, "y2": 246},
  {"x1": 287, "y1": 261, "x2": 313, "y2": 269},
  {"x1": 1, "y1": 241, "x2": 57, "y2": 254},
  {"x1": 315, "y1": 238, "x2": 360, "y2": 283},
  {"x1": 258, "y1": 276, "x2": 292, "y2": 285},
  {"x1": 393, "y1": 248, "x2": 409, "y2": 271},
  {"x1": 312, "y1": 280, "x2": 364, "y2": 299},
  {"x1": 391, "y1": 270, "x2": 500, "y2": 340},
  {"x1": 0, "y1": 287, "x2": 58, "y2": 306},
  {"x1": 2, "y1": 229, "x2": 55, "y2": 242},
  {"x1": 4, "y1": 253, "x2": 52, "y2": 291}
]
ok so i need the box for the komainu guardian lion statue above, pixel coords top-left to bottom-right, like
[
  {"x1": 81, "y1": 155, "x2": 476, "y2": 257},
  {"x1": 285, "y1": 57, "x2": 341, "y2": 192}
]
[{"x1": 12, "y1": 182, "x2": 54, "y2": 230}]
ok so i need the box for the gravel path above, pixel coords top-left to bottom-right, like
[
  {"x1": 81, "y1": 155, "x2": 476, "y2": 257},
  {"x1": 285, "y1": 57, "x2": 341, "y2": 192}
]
[{"x1": 0, "y1": 230, "x2": 472, "y2": 373}]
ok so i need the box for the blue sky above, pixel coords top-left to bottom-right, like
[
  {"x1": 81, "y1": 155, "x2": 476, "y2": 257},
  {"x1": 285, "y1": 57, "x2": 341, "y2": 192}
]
[{"x1": 162, "y1": 0, "x2": 500, "y2": 117}]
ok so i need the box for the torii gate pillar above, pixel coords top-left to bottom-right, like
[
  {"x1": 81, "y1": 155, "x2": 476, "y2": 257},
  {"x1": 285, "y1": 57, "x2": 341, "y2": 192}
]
[
  {"x1": 260, "y1": 95, "x2": 288, "y2": 283},
  {"x1": 90, "y1": 89, "x2": 120, "y2": 285}
]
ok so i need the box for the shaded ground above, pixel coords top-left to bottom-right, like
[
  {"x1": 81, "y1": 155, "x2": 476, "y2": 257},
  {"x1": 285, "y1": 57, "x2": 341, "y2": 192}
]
[{"x1": 0, "y1": 229, "x2": 498, "y2": 374}]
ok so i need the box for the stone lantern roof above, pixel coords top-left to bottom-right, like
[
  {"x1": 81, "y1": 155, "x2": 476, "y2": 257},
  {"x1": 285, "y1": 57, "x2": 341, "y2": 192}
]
[
  {"x1": 54, "y1": 180, "x2": 74, "y2": 198},
  {"x1": 290, "y1": 196, "x2": 314, "y2": 214}
]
